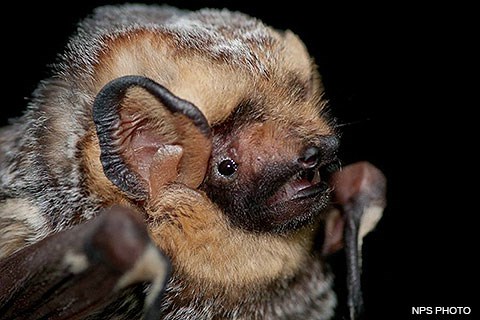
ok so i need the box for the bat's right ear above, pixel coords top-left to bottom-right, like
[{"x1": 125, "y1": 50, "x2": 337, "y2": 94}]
[{"x1": 93, "y1": 76, "x2": 212, "y2": 201}]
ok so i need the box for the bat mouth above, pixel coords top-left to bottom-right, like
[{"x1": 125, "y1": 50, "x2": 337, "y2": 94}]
[
  {"x1": 261, "y1": 160, "x2": 339, "y2": 232},
  {"x1": 267, "y1": 166, "x2": 329, "y2": 206}
]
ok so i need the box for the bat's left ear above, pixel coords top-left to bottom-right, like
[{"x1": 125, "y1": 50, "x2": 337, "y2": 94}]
[{"x1": 93, "y1": 76, "x2": 211, "y2": 201}]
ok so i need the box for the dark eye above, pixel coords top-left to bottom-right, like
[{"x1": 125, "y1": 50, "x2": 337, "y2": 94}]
[{"x1": 218, "y1": 158, "x2": 238, "y2": 177}]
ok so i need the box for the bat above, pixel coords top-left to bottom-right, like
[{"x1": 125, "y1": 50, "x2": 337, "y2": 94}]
[{"x1": 0, "y1": 4, "x2": 386, "y2": 320}]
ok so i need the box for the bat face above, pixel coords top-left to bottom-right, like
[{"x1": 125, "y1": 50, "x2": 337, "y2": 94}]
[{"x1": 203, "y1": 116, "x2": 339, "y2": 233}]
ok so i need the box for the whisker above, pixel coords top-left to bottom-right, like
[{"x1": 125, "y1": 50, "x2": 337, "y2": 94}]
[{"x1": 334, "y1": 118, "x2": 370, "y2": 128}]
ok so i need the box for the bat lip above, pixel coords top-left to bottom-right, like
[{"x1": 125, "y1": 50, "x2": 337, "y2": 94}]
[
  {"x1": 267, "y1": 166, "x2": 326, "y2": 206},
  {"x1": 267, "y1": 180, "x2": 329, "y2": 213},
  {"x1": 262, "y1": 161, "x2": 337, "y2": 231},
  {"x1": 266, "y1": 184, "x2": 330, "y2": 232},
  {"x1": 292, "y1": 181, "x2": 329, "y2": 200}
]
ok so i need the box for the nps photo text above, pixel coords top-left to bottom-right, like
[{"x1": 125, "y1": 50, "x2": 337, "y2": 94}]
[{"x1": 412, "y1": 307, "x2": 471, "y2": 315}]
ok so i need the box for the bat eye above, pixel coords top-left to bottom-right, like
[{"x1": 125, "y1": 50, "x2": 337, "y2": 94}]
[{"x1": 218, "y1": 158, "x2": 238, "y2": 177}]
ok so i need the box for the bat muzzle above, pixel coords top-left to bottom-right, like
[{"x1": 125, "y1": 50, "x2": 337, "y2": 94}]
[
  {"x1": 203, "y1": 134, "x2": 340, "y2": 233},
  {"x1": 266, "y1": 166, "x2": 325, "y2": 205},
  {"x1": 267, "y1": 146, "x2": 339, "y2": 207},
  {"x1": 261, "y1": 156, "x2": 340, "y2": 232}
]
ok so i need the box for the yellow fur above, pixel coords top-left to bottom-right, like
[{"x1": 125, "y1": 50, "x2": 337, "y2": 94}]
[
  {"x1": 82, "y1": 28, "x2": 332, "y2": 291},
  {"x1": 0, "y1": 199, "x2": 48, "y2": 258},
  {"x1": 147, "y1": 185, "x2": 316, "y2": 289}
]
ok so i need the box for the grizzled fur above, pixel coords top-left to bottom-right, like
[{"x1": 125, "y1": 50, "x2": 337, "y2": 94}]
[
  {"x1": 0, "y1": 4, "x2": 280, "y2": 250},
  {"x1": 85, "y1": 259, "x2": 334, "y2": 320},
  {"x1": 0, "y1": 4, "x2": 337, "y2": 319}
]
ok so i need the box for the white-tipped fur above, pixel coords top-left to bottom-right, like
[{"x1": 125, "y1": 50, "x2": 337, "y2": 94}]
[
  {"x1": 0, "y1": 198, "x2": 50, "y2": 258},
  {"x1": 63, "y1": 250, "x2": 90, "y2": 274}
]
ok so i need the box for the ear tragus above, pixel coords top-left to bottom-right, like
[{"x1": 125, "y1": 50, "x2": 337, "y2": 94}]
[{"x1": 93, "y1": 76, "x2": 212, "y2": 201}]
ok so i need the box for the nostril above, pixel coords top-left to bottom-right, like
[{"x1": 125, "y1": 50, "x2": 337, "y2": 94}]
[{"x1": 299, "y1": 146, "x2": 320, "y2": 169}]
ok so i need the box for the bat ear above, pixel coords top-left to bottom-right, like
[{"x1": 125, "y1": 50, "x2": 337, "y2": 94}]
[{"x1": 93, "y1": 76, "x2": 212, "y2": 201}]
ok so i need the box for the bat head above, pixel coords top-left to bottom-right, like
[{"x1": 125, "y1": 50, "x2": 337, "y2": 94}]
[
  {"x1": 84, "y1": 13, "x2": 339, "y2": 236},
  {"x1": 91, "y1": 77, "x2": 338, "y2": 236},
  {"x1": 202, "y1": 110, "x2": 339, "y2": 233}
]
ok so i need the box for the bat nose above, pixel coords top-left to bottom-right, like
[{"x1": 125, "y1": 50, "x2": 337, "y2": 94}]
[
  {"x1": 298, "y1": 146, "x2": 320, "y2": 169},
  {"x1": 297, "y1": 135, "x2": 340, "y2": 169}
]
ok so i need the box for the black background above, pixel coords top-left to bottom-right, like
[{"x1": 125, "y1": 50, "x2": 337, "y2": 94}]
[{"x1": 1, "y1": 1, "x2": 474, "y2": 319}]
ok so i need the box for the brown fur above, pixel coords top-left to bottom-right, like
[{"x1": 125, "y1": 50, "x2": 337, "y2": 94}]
[
  {"x1": 92, "y1": 30, "x2": 330, "y2": 130},
  {"x1": 148, "y1": 185, "x2": 316, "y2": 289},
  {"x1": 78, "y1": 29, "x2": 328, "y2": 296}
]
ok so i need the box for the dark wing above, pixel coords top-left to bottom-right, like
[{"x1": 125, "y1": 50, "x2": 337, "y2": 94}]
[{"x1": 0, "y1": 207, "x2": 169, "y2": 320}]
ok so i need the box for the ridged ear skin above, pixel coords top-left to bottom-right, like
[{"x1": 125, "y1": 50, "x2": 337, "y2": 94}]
[{"x1": 93, "y1": 75, "x2": 211, "y2": 200}]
